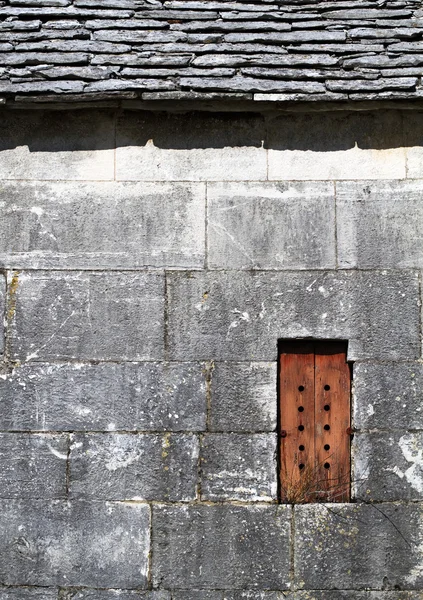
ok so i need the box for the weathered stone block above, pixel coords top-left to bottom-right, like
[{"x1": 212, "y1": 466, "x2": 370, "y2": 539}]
[
  {"x1": 0, "y1": 588, "x2": 57, "y2": 600},
  {"x1": 0, "y1": 273, "x2": 4, "y2": 355},
  {"x1": 207, "y1": 182, "x2": 335, "y2": 270},
  {"x1": 69, "y1": 433, "x2": 199, "y2": 501},
  {"x1": 285, "y1": 593, "x2": 422, "y2": 600},
  {"x1": 10, "y1": 271, "x2": 164, "y2": 361},
  {"x1": 336, "y1": 180, "x2": 423, "y2": 268},
  {"x1": 353, "y1": 363, "x2": 423, "y2": 430},
  {"x1": 0, "y1": 500, "x2": 150, "y2": 588},
  {"x1": 173, "y1": 594, "x2": 284, "y2": 600},
  {"x1": 404, "y1": 111, "x2": 423, "y2": 178},
  {"x1": 201, "y1": 433, "x2": 277, "y2": 501},
  {"x1": 0, "y1": 433, "x2": 67, "y2": 498},
  {"x1": 152, "y1": 504, "x2": 291, "y2": 589},
  {"x1": 116, "y1": 111, "x2": 267, "y2": 181},
  {"x1": 0, "y1": 110, "x2": 114, "y2": 180},
  {"x1": 0, "y1": 181, "x2": 205, "y2": 269},
  {"x1": 0, "y1": 362, "x2": 206, "y2": 432},
  {"x1": 167, "y1": 271, "x2": 419, "y2": 361},
  {"x1": 295, "y1": 503, "x2": 423, "y2": 590},
  {"x1": 209, "y1": 362, "x2": 276, "y2": 432},
  {"x1": 353, "y1": 432, "x2": 423, "y2": 501},
  {"x1": 267, "y1": 111, "x2": 406, "y2": 180},
  {"x1": 59, "y1": 590, "x2": 170, "y2": 600}
]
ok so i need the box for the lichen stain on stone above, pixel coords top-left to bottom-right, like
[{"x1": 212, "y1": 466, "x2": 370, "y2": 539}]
[
  {"x1": 7, "y1": 270, "x2": 20, "y2": 322},
  {"x1": 161, "y1": 432, "x2": 171, "y2": 459}
]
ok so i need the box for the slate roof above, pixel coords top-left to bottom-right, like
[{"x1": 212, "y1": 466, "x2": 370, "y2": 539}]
[{"x1": 1, "y1": 0, "x2": 423, "y2": 105}]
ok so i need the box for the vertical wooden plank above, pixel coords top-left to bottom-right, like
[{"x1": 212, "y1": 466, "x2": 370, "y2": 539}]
[
  {"x1": 314, "y1": 343, "x2": 351, "y2": 502},
  {"x1": 279, "y1": 342, "x2": 315, "y2": 503}
]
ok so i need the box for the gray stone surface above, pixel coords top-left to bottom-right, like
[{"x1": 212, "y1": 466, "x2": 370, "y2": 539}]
[
  {"x1": 285, "y1": 594, "x2": 423, "y2": 600},
  {"x1": 0, "y1": 181, "x2": 205, "y2": 269},
  {"x1": 295, "y1": 503, "x2": 423, "y2": 590},
  {"x1": 69, "y1": 433, "x2": 199, "y2": 501},
  {"x1": 0, "y1": 362, "x2": 206, "y2": 432},
  {"x1": 209, "y1": 362, "x2": 276, "y2": 432},
  {"x1": 353, "y1": 432, "x2": 423, "y2": 502},
  {"x1": 59, "y1": 592, "x2": 169, "y2": 600},
  {"x1": 0, "y1": 110, "x2": 114, "y2": 181},
  {"x1": 10, "y1": 271, "x2": 164, "y2": 361},
  {"x1": 173, "y1": 594, "x2": 284, "y2": 600},
  {"x1": 0, "y1": 589, "x2": 58, "y2": 600},
  {"x1": 0, "y1": 433, "x2": 67, "y2": 499},
  {"x1": 353, "y1": 363, "x2": 423, "y2": 430},
  {"x1": 201, "y1": 433, "x2": 277, "y2": 501},
  {"x1": 116, "y1": 111, "x2": 267, "y2": 182},
  {"x1": 267, "y1": 111, "x2": 406, "y2": 181},
  {"x1": 0, "y1": 274, "x2": 4, "y2": 356},
  {"x1": 167, "y1": 271, "x2": 420, "y2": 361},
  {"x1": 152, "y1": 504, "x2": 291, "y2": 589},
  {"x1": 59, "y1": 592, "x2": 170, "y2": 600},
  {"x1": 336, "y1": 180, "x2": 423, "y2": 268},
  {"x1": 207, "y1": 182, "x2": 335, "y2": 270},
  {"x1": 0, "y1": 500, "x2": 150, "y2": 588}
]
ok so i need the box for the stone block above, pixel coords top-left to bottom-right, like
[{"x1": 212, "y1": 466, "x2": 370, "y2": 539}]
[
  {"x1": 353, "y1": 432, "x2": 423, "y2": 501},
  {"x1": 0, "y1": 362, "x2": 206, "y2": 432},
  {"x1": 201, "y1": 433, "x2": 277, "y2": 501},
  {"x1": 0, "y1": 273, "x2": 4, "y2": 355},
  {"x1": 0, "y1": 181, "x2": 205, "y2": 269},
  {"x1": 207, "y1": 182, "x2": 335, "y2": 270},
  {"x1": 267, "y1": 111, "x2": 406, "y2": 180},
  {"x1": 404, "y1": 111, "x2": 423, "y2": 178},
  {"x1": 152, "y1": 504, "x2": 291, "y2": 589},
  {"x1": 10, "y1": 271, "x2": 164, "y2": 361},
  {"x1": 353, "y1": 363, "x2": 423, "y2": 430},
  {"x1": 59, "y1": 590, "x2": 170, "y2": 600},
  {"x1": 0, "y1": 433, "x2": 67, "y2": 498},
  {"x1": 0, "y1": 110, "x2": 114, "y2": 181},
  {"x1": 167, "y1": 271, "x2": 419, "y2": 361},
  {"x1": 209, "y1": 362, "x2": 277, "y2": 432},
  {"x1": 286, "y1": 593, "x2": 422, "y2": 600},
  {"x1": 69, "y1": 433, "x2": 199, "y2": 501},
  {"x1": 0, "y1": 500, "x2": 150, "y2": 588},
  {"x1": 173, "y1": 594, "x2": 284, "y2": 600},
  {"x1": 295, "y1": 503, "x2": 423, "y2": 590},
  {"x1": 0, "y1": 588, "x2": 57, "y2": 600},
  {"x1": 336, "y1": 180, "x2": 423, "y2": 268},
  {"x1": 116, "y1": 111, "x2": 267, "y2": 181}
]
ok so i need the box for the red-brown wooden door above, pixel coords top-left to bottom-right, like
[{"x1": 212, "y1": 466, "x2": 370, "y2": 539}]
[{"x1": 279, "y1": 341, "x2": 351, "y2": 503}]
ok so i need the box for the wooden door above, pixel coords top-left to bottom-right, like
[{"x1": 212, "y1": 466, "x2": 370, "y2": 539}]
[{"x1": 279, "y1": 341, "x2": 351, "y2": 503}]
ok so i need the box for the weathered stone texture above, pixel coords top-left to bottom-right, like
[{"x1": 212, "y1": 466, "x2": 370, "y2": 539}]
[
  {"x1": 295, "y1": 503, "x2": 423, "y2": 590},
  {"x1": 0, "y1": 501, "x2": 150, "y2": 588},
  {"x1": 0, "y1": 362, "x2": 206, "y2": 432},
  {"x1": 209, "y1": 362, "x2": 276, "y2": 432},
  {"x1": 353, "y1": 363, "x2": 423, "y2": 430},
  {"x1": 0, "y1": 273, "x2": 5, "y2": 356},
  {"x1": 59, "y1": 592, "x2": 169, "y2": 600},
  {"x1": 0, "y1": 110, "x2": 114, "y2": 180},
  {"x1": 207, "y1": 182, "x2": 335, "y2": 270},
  {"x1": 336, "y1": 180, "x2": 423, "y2": 268},
  {"x1": 0, "y1": 433, "x2": 67, "y2": 498},
  {"x1": 0, "y1": 181, "x2": 205, "y2": 269},
  {"x1": 285, "y1": 594, "x2": 423, "y2": 600},
  {"x1": 353, "y1": 432, "x2": 423, "y2": 502},
  {"x1": 201, "y1": 433, "x2": 277, "y2": 501},
  {"x1": 116, "y1": 112, "x2": 267, "y2": 181},
  {"x1": 69, "y1": 433, "x2": 199, "y2": 501},
  {"x1": 58, "y1": 592, "x2": 170, "y2": 600},
  {"x1": 0, "y1": 589, "x2": 58, "y2": 600},
  {"x1": 10, "y1": 271, "x2": 164, "y2": 361},
  {"x1": 267, "y1": 111, "x2": 406, "y2": 181},
  {"x1": 167, "y1": 271, "x2": 419, "y2": 361},
  {"x1": 152, "y1": 504, "x2": 291, "y2": 589}
]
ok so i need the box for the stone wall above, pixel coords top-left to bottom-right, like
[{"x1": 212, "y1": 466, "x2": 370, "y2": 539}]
[{"x1": 0, "y1": 107, "x2": 422, "y2": 599}]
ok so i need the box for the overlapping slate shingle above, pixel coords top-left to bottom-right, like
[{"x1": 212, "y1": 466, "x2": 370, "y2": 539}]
[{"x1": 0, "y1": 0, "x2": 423, "y2": 104}]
